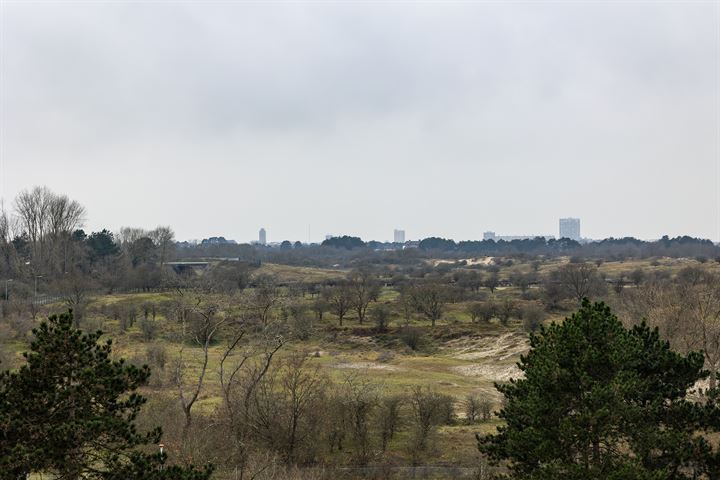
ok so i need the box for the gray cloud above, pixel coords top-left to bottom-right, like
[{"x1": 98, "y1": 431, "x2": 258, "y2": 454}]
[{"x1": 1, "y1": 1, "x2": 717, "y2": 242}]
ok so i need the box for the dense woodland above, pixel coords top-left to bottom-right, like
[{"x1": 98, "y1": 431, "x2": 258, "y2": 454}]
[{"x1": 3, "y1": 187, "x2": 720, "y2": 479}]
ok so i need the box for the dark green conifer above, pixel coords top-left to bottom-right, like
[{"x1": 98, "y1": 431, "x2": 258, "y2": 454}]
[
  {"x1": 0, "y1": 310, "x2": 212, "y2": 479},
  {"x1": 479, "y1": 299, "x2": 719, "y2": 479}
]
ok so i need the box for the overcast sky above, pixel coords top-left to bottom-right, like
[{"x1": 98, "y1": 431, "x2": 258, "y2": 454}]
[{"x1": 0, "y1": 1, "x2": 718, "y2": 243}]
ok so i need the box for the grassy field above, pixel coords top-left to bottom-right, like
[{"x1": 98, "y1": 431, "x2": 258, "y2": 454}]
[
  {"x1": 253, "y1": 263, "x2": 346, "y2": 283},
  {"x1": 10, "y1": 255, "x2": 716, "y2": 477}
]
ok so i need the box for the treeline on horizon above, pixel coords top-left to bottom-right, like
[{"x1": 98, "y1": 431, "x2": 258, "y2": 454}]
[
  {"x1": 318, "y1": 234, "x2": 716, "y2": 257},
  {"x1": 0, "y1": 186, "x2": 717, "y2": 293}
]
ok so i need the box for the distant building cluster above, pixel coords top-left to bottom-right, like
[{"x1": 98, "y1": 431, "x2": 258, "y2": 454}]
[
  {"x1": 483, "y1": 231, "x2": 555, "y2": 241},
  {"x1": 202, "y1": 219, "x2": 582, "y2": 247},
  {"x1": 559, "y1": 218, "x2": 581, "y2": 241}
]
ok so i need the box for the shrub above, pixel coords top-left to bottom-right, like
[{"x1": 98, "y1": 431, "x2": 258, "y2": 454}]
[
  {"x1": 498, "y1": 299, "x2": 516, "y2": 326},
  {"x1": 145, "y1": 343, "x2": 167, "y2": 370},
  {"x1": 479, "y1": 399, "x2": 493, "y2": 420},
  {"x1": 408, "y1": 387, "x2": 449, "y2": 457},
  {"x1": 400, "y1": 326, "x2": 422, "y2": 351},
  {"x1": 140, "y1": 316, "x2": 158, "y2": 340},
  {"x1": 8, "y1": 315, "x2": 33, "y2": 340},
  {"x1": 377, "y1": 350, "x2": 395, "y2": 363},
  {"x1": 370, "y1": 304, "x2": 392, "y2": 332},
  {"x1": 436, "y1": 393, "x2": 456, "y2": 425},
  {"x1": 377, "y1": 394, "x2": 404, "y2": 452},
  {"x1": 81, "y1": 316, "x2": 105, "y2": 334},
  {"x1": 464, "y1": 395, "x2": 481, "y2": 424},
  {"x1": 0, "y1": 343, "x2": 15, "y2": 371},
  {"x1": 293, "y1": 314, "x2": 313, "y2": 341},
  {"x1": 141, "y1": 301, "x2": 156, "y2": 320},
  {"x1": 522, "y1": 303, "x2": 545, "y2": 333},
  {"x1": 118, "y1": 305, "x2": 138, "y2": 332}
]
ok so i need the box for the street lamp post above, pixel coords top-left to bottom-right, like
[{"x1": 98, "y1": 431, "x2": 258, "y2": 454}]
[
  {"x1": 34, "y1": 275, "x2": 43, "y2": 303},
  {"x1": 4, "y1": 279, "x2": 12, "y2": 301},
  {"x1": 159, "y1": 443, "x2": 165, "y2": 470}
]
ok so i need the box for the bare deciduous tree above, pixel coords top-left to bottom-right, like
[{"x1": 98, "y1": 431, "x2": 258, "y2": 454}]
[
  {"x1": 408, "y1": 282, "x2": 448, "y2": 327},
  {"x1": 464, "y1": 395, "x2": 482, "y2": 424},
  {"x1": 377, "y1": 394, "x2": 403, "y2": 452},
  {"x1": 339, "y1": 373, "x2": 379, "y2": 464},
  {"x1": 408, "y1": 387, "x2": 446, "y2": 457},
  {"x1": 150, "y1": 226, "x2": 175, "y2": 270},
  {"x1": 617, "y1": 272, "x2": 720, "y2": 389},
  {"x1": 57, "y1": 272, "x2": 94, "y2": 324},
  {"x1": 249, "y1": 275, "x2": 282, "y2": 325},
  {"x1": 219, "y1": 328, "x2": 284, "y2": 476},
  {"x1": 484, "y1": 273, "x2": 499, "y2": 294},
  {"x1": 348, "y1": 270, "x2": 381, "y2": 324},
  {"x1": 14, "y1": 186, "x2": 85, "y2": 272},
  {"x1": 323, "y1": 283, "x2": 353, "y2": 326},
  {"x1": 173, "y1": 293, "x2": 227, "y2": 447},
  {"x1": 556, "y1": 262, "x2": 606, "y2": 303},
  {"x1": 246, "y1": 354, "x2": 328, "y2": 464}
]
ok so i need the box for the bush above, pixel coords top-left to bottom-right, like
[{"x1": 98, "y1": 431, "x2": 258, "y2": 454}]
[
  {"x1": 141, "y1": 301, "x2": 156, "y2": 320},
  {"x1": 470, "y1": 301, "x2": 496, "y2": 323},
  {"x1": 140, "y1": 316, "x2": 158, "y2": 340},
  {"x1": 408, "y1": 387, "x2": 449, "y2": 457},
  {"x1": 479, "y1": 399, "x2": 493, "y2": 420},
  {"x1": 498, "y1": 299, "x2": 516, "y2": 326},
  {"x1": 400, "y1": 326, "x2": 422, "y2": 351},
  {"x1": 0, "y1": 342, "x2": 15, "y2": 371},
  {"x1": 81, "y1": 316, "x2": 105, "y2": 334},
  {"x1": 293, "y1": 314, "x2": 313, "y2": 341},
  {"x1": 117, "y1": 305, "x2": 138, "y2": 332},
  {"x1": 370, "y1": 304, "x2": 392, "y2": 332},
  {"x1": 436, "y1": 393, "x2": 456, "y2": 425},
  {"x1": 377, "y1": 394, "x2": 404, "y2": 452},
  {"x1": 8, "y1": 315, "x2": 33, "y2": 340},
  {"x1": 464, "y1": 395, "x2": 481, "y2": 424},
  {"x1": 145, "y1": 343, "x2": 167, "y2": 370},
  {"x1": 522, "y1": 303, "x2": 545, "y2": 333},
  {"x1": 377, "y1": 350, "x2": 395, "y2": 363}
]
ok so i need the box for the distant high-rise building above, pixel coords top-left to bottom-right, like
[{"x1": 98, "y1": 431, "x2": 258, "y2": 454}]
[
  {"x1": 559, "y1": 218, "x2": 581, "y2": 241},
  {"x1": 258, "y1": 228, "x2": 267, "y2": 245},
  {"x1": 393, "y1": 229, "x2": 405, "y2": 243},
  {"x1": 483, "y1": 231, "x2": 496, "y2": 241}
]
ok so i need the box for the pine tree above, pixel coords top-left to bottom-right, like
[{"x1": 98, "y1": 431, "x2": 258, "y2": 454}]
[
  {"x1": 0, "y1": 310, "x2": 212, "y2": 479},
  {"x1": 478, "y1": 299, "x2": 720, "y2": 479}
]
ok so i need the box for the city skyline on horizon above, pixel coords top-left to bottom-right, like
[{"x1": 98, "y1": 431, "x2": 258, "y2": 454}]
[
  {"x1": 191, "y1": 218, "x2": 705, "y2": 245},
  {"x1": 1, "y1": 2, "x2": 717, "y2": 243}
]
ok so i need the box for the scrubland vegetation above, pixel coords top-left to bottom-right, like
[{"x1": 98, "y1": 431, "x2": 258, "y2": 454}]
[{"x1": 3, "y1": 187, "x2": 720, "y2": 479}]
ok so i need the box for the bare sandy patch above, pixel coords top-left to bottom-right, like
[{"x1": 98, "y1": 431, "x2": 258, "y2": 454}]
[
  {"x1": 451, "y1": 333, "x2": 529, "y2": 362},
  {"x1": 451, "y1": 363, "x2": 523, "y2": 382},
  {"x1": 431, "y1": 257, "x2": 494, "y2": 267}
]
